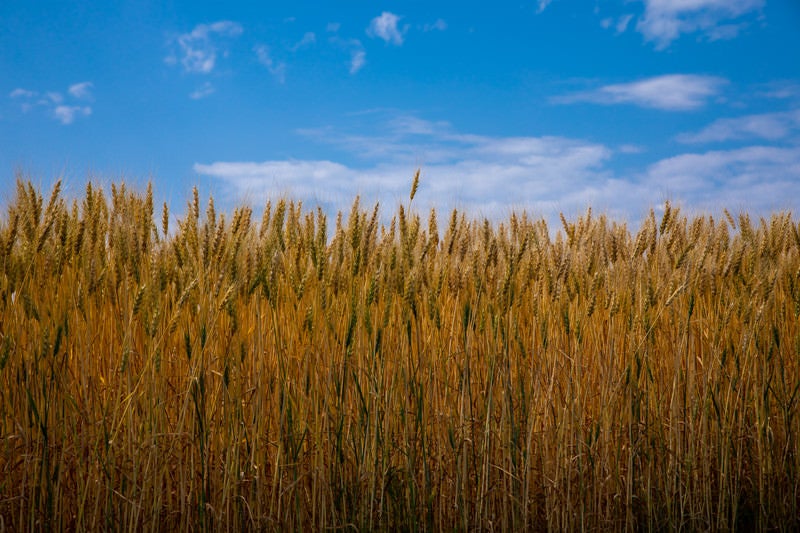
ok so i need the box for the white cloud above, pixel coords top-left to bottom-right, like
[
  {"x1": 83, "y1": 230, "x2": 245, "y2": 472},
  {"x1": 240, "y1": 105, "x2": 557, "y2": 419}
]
[
  {"x1": 9, "y1": 88, "x2": 36, "y2": 98},
  {"x1": 601, "y1": 15, "x2": 635, "y2": 33},
  {"x1": 388, "y1": 115, "x2": 450, "y2": 136},
  {"x1": 422, "y1": 19, "x2": 448, "y2": 32},
  {"x1": 616, "y1": 14, "x2": 634, "y2": 33},
  {"x1": 326, "y1": 22, "x2": 341, "y2": 33},
  {"x1": 194, "y1": 160, "x2": 354, "y2": 205},
  {"x1": 706, "y1": 24, "x2": 744, "y2": 41},
  {"x1": 331, "y1": 37, "x2": 366, "y2": 74},
  {"x1": 677, "y1": 110, "x2": 800, "y2": 143},
  {"x1": 536, "y1": 0, "x2": 554, "y2": 14},
  {"x1": 254, "y1": 45, "x2": 286, "y2": 83},
  {"x1": 189, "y1": 82, "x2": 215, "y2": 100},
  {"x1": 350, "y1": 49, "x2": 366, "y2": 74},
  {"x1": 196, "y1": 111, "x2": 800, "y2": 224},
  {"x1": 367, "y1": 12, "x2": 406, "y2": 46},
  {"x1": 290, "y1": 32, "x2": 316, "y2": 51},
  {"x1": 757, "y1": 82, "x2": 800, "y2": 101},
  {"x1": 169, "y1": 20, "x2": 243, "y2": 74},
  {"x1": 46, "y1": 92, "x2": 64, "y2": 104},
  {"x1": 10, "y1": 83, "x2": 93, "y2": 123},
  {"x1": 196, "y1": 112, "x2": 616, "y2": 221},
  {"x1": 635, "y1": 0, "x2": 764, "y2": 49},
  {"x1": 643, "y1": 145, "x2": 800, "y2": 213},
  {"x1": 9, "y1": 88, "x2": 38, "y2": 113},
  {"x1": 553, "y1": 74, "x2": 727, "y2": 111},
  {"x1": 618, "y1": 144, "x2": 646, "y2": 154},
  {"x1": 53, "y1": 105, "x2": 91, "y2": 125},
  {"x1": 68, "y1": 81, "x2": 93, "y2": 100}
]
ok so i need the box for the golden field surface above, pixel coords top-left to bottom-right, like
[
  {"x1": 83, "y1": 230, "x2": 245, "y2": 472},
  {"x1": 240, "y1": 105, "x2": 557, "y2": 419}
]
[{"x1": 1, "y1": 175, "x2": 799, "y2": 531}]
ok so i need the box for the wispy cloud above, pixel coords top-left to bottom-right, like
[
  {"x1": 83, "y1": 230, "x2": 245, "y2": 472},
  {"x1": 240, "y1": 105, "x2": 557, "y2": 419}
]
[
  {"x1": 290, "y1": 32, "x2": 316, "y2": 51},
  {"x1": 635, "y1": 0, "x2": 764, "y2": 49},
  {"x1": 166, "y1": 21, "x2": 243, "y2": 74},
  {"x1": 757, "y1": 81, "x2": 800, "y2": 101},
  {"x1": 350, "y1": 48, "x2": 366, "y2": 74},
  {"x1": 194, "y1": 160, "x2": 353, "y2": 205},
  {"x1": 643, "y1": 145, "x2": 800, "y2": 212},
  {"x1": 9, "y1": 83, "x2": 93, "y2": 124},
  {"x1": 331, "y1": 37, "x2": 366, "y2": 74},
  {"x1": 677, "y1": 110, "x2": 800, "y2": 143},
  {"x1": 618, "y1": 144, "x2": 646, "y2": 154},
  {"x1": 9, "y1": 88, "x2": 36, "y2": 99},
  {"x1": 46, "y1": 92, "x2": 63, "y2": 104},
  {"x1": 68, "y1": 81, "x2": 93, "y2": 100},
  {"x1": 195, "y1": 109, "x2": 800, "y2": 224},
  {"x1": 604, "y1": 14, "x2": 635, "y2": 34},
  {"x1": 254, "y1": 45, "x2": 287, "y2": 83},
  {"x1": 189, "y1": 81, "x2": 215, "y2": 100},
  {"x1": 536, "y1": 0, "x2": 554, "y2": 14},
  {"x1": 9, "y1": 89, "x2": 39, "y2": 112},
  {"x1": 553, "y1": 74, "x2": 727, "y2": 111},
  {"x1": 422, "y1": 19, "x2": 448, "y2": 32},
  {"x1": 196, "y1": 112, "x2": 616, "y2": 220},
  {"x1": 367, "y1": 12, "x2": 407, "y2": 46},
  {"x1": 53, "y1": 105, "x2": 91, "y2": 125}
]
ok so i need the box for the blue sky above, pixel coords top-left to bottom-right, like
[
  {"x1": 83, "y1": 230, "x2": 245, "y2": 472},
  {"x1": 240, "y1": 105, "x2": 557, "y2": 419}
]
[{"x1": 2, "y1": 0, "x2": 800, "y2": 224}]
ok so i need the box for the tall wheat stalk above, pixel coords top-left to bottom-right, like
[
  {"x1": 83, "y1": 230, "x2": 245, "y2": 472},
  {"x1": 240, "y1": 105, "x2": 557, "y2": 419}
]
[{"x1": 0, "y1": 173, "x2": 798, "y2": 530}]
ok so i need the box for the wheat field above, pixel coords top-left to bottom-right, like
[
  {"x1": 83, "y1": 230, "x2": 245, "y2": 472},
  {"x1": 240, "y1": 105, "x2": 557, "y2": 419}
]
[{"x1": 1, "y1": 174, "x2": 799, "y2": 531}]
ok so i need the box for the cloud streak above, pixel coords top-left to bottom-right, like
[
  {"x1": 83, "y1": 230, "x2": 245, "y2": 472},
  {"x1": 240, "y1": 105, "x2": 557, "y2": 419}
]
[
  {"x1": 635, "y1": 0, "x2": 765, "y2": 49},
  {"x1": 350, "y1": 48, "x2": 366, "y2": 74},
  {"x1": 68, "y1": 81, "x2": 93, "y2": 100},
  {"x1": 189, "y1": 82, "x2": 215, "y2": 100},
  {"x1": 290, "y1": 32, "x2": 316, "y2": 51},
  {"x1": 422, "y1": 19, "x2": 447, "y2": 32},
  {"x1": 677, "y1": 110, "x2": 800, "y2": 143},
  {"x1": 643, "y1": 145, "x2": 800, "y2": 212},
  {"x1": 536, "y1": 0, "x2": 554, "y2": 14},
  {"x1": 9, "y1": 88, "x2": 36, "y2": 99},
  {"x1": 254, "y1": 45, "x2": 287, "y2": 83},
  {"x1": 196, "y1": 112, "x2": 617, "y2": 220},
  {"x1": 167, "y1": 21, "x2": 243, "y2": 74},
  {"x1": 195, "y1": 110, "x2": 800, "y2": 225},
  {"x1": 554, "y1": 74, "x2": 727, "y2": 111},
  {"x1": 330, "y1": 37, "x2": 366, "y2": 74}
]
